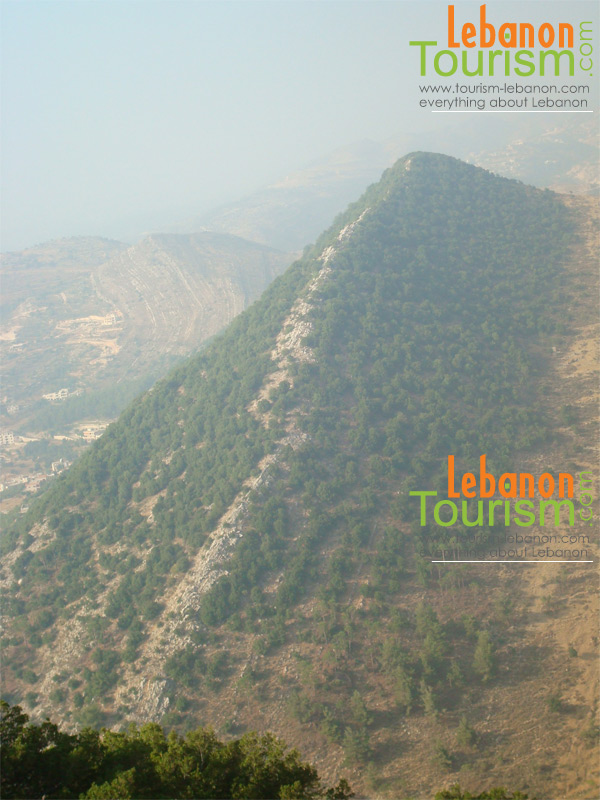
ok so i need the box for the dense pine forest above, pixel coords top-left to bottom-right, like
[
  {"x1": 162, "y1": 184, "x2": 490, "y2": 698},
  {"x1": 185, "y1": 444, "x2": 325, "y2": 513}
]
[{"x1": 1, "y1": 153, "x2": 596, "y2": 797}]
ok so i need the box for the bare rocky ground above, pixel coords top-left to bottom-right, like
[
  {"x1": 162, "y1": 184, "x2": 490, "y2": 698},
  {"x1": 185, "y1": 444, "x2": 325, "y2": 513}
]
[
  {"x1": 0, "y1": 233, "x2": 292, "y2": 502},
  {"x1": 3, "y1": 192, "x2": 597, "y2": 798}
]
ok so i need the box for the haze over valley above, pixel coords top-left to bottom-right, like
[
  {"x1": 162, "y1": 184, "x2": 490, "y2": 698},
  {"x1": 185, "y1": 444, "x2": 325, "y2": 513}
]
[
  {"x1": 2, "y1": 150, "x2": 598, "y2": 798},
  {"x1": 2, "y1": 2, "x2": 599, "y2": 797},
  {"x1": 1, "y1": 118, "x2": 597, "y2": 511}
]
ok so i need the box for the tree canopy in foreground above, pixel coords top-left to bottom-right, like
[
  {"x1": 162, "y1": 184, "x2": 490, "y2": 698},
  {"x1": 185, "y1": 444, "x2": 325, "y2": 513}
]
[{"x1": 0, "y1": 701, "x2": 352, "y2": 799}]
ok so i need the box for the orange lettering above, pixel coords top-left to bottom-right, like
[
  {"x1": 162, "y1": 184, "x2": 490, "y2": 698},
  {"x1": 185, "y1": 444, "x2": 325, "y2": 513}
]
[
  {"x1": 462, "y1": 473, "x2": 477, "y2": 497},
  {"x1": 448, "y1": 455, "x2": 460, "y2": 497},
  {"x1": 558, "y1": 473, "x2": 574, "y2": 498},
  {"x1": 558, "y1": 23, "x2": 573, "y2": 48},
  {"x1": 480, "y1": 4, "x2": 495, "y2": 47},
  {"x1": 462, "y1": 22, "x2": 477, "y2": 47},
  {"x1": 480, "y1": 454, "x2": 495, "y2": 497},
  {"x1": 499, "y1": 22, "x2": 517, "y2": 47},
  {"x1": 447, "y1": 5, "x2": 460, "y2": 47},
  {"x1": 519, "y1": 473, "x2": 534, "y2": 498},
  {"x1": 499, "y1": 473, "x2": 517, "y2": 498},
  {"x1": 538, "y1": 473, "x2": 555, "y2": 498},
  {"x1": 519, "y1": 23, "x2": 534, "y2": 47},
  {"x1": 539, "y1": 23, "x2": 555, "y2": 48}
]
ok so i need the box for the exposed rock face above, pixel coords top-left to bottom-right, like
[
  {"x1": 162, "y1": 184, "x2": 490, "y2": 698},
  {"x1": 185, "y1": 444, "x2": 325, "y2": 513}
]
[
  {"x1": 1, "y1": 233, "x2": 292, "y2": 410},
  {"x1": 3, "y1": 153, "x2": 598, "y2": 799},
  {"x1": 94, "y1": 233, "x2": 292, "y2": 360},
  {"x1": 0, "y1": 231, "x2": 292, "y2": 512},
  {"x1": 113, "y1": 208, "x2": 374, "y2": 721}
]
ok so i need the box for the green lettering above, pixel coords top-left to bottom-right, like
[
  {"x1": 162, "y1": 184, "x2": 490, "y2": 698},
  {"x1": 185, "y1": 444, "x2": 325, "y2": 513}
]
[
  {"x1": 514, "y1": 50, "x2": 535, "y2": 76},
  {"x1": 540, "y1": 49, "x2": 575, "y2": 76},
  {"x1": 514, "y1": 500, "x2": 535, "y2": 526},
  {"x1": 434, "y1": 500, "x2": 458, "y2": 527},
  {"x1": 434, "y1": 49, "x2": 458, "y2": 76},
  {"x1": 540, "y1": 499, "x2": 575, "y2": 526},
  {"x1": 410, "y1": 490, "x2": 437, "y2": 525},
  {"x1": 409, "y1": 41, "x2": 438, "y2": 76}
]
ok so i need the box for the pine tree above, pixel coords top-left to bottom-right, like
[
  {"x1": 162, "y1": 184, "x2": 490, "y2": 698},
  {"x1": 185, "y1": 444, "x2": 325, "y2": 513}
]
[
  {"x1": 456, "y1": 715, "x2": 476, "y2": 747},
  {"x1": 473, "y1": 630, "x2": 495, "y2": 682}
]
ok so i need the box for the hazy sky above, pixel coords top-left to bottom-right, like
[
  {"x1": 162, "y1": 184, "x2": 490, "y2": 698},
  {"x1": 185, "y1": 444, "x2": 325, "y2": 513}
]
[{"x1": 1, "y1": 0, "x2": 597, "y2": 251}]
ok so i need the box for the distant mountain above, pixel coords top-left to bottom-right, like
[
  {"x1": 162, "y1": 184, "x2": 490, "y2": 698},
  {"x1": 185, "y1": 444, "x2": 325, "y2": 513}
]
[
  {"x1": 0, "y1": 233, "x2": 291, "y2": 503},
  {"x1": 2, "y1": 153, "x2": 597, "y2": 797},
  {"x1": 1, "y1": 238, "x2": 127, "y2": 318},
  {"x1": 468, "y1": 119, "x2": 599, "y2": 194},
  {"x1": 2, "y1": 232, "x2": 290, "y2": 405},
  {"x1": 1, "y1": 232, "x2": 291, "y2": 410},
  {"x1": 174, "y1": 139, "x2": 411, "y2": 251},
  {"x1": 1, "y1": 237, "x2": 128, "y2": 404},
  {"x1": 171, "y1": 120, "x2": 598, "y2": 252},
  {"x1": 93, "y1": 232, "x2": 292, "y2": 363}
]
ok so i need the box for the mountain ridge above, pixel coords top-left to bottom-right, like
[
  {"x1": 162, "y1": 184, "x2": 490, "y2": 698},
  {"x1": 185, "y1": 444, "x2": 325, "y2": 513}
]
[
  {"x1": 170, "y1": 121, "x2": 598, "y2": 253},
  {"x1": 2, "y1": 152, "x2": 598, "y2": 797},
  {"x1": 0, "y1": 231, "x2": 292, "y2": 508}
]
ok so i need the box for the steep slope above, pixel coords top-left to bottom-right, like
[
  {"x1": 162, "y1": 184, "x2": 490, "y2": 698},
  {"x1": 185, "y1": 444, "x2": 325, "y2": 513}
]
[
  {"x1": 2, "y1": 154, "x2": 597, "y2": 798},
  {"x1": 1, "y1": 232, "x2": 291, "y2": 410},
  {"x1": 468, "y1": 119, "x2": 599, "y2": 196},
  {"x1": 1, "y1": 238, "x2": 127, "y2": 311},
  {"x1": 180, "y1": 139, "x2": 409, "y2": 251},
  {"x1": 0, "y1": 233, "x2": 291, "y2": 506},
  {"x1": 94, "y1": 232, "x2": 290, "y2": 360},
  {"x1": 172, "y1": 120, "x2": 597, "y2": 253}
]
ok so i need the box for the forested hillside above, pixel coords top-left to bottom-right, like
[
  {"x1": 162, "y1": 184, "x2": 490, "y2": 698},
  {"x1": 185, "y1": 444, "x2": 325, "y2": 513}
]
[
  {"x1": 0, "y1": 232, "x2": 291, "y2": 512},
  {"x1": 1, "y1": 153, "x2": 597, "y2": 798}
]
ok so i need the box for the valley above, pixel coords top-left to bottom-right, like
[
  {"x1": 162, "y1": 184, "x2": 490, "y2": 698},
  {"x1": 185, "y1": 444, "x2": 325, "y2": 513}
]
[
  {"x1": 1, "y1": 154, "x2": 597, "y2": 798},
  {"x1": 0, "y1": 233, "x2": 292, "y2": 509}
]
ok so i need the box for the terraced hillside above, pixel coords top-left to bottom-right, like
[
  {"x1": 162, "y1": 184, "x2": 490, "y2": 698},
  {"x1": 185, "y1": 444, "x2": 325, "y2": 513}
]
[
  {"x1": 1, "y1": 153, "x2": 598, "y2": 798},
  {"x1": 0, "y1": 233, "x2": 291, "y2": 505}
]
